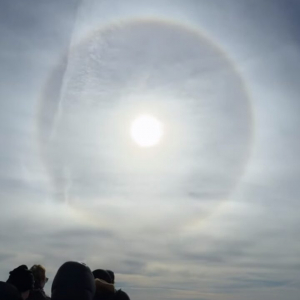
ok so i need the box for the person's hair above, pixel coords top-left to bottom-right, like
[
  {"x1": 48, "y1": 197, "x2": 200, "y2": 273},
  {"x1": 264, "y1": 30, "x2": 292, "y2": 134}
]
[
  {"x1": 92, "y1": 269, "x2": 112, "y2": 284},
  {"x1": 106, "y1": 270, "x2": 115, "y2": 284},
  {"x1": 30, "y1": 265, "x2": 46, "y2": 287},
  {"x1": 6, "y1": 265, "x2": 34, "y2": 293}
]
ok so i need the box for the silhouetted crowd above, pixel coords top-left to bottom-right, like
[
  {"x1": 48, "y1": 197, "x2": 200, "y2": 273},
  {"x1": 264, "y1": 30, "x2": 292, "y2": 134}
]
[{"x1": 0, "y1": 262, "x2": 130, "y2": 300}]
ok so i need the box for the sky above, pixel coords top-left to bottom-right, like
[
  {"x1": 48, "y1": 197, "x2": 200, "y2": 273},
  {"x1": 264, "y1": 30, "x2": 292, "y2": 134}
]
[{"x1": 0, "y1": 0, "x2": 300, "y2": 299}]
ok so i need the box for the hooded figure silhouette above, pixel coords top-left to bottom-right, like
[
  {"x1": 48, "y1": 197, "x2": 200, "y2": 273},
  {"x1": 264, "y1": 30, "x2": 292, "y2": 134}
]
[
  {"x1": 6, "y1": 265, "x2": 34, "y2": 300},
  {"x1": 51, "y1": 261, "x2": 95, "y2": 300}
]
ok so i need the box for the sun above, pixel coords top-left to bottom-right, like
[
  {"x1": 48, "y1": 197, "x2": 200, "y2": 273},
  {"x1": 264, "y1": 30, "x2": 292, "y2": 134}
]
[{"x1": 130, "y1": 115, "x2": 164, "y2": 147}]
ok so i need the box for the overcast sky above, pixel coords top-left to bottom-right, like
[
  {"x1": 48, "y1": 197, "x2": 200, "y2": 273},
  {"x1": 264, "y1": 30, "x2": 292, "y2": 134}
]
[{"x1": 0, "y1": 1, "x2": 300, "y2": 300}]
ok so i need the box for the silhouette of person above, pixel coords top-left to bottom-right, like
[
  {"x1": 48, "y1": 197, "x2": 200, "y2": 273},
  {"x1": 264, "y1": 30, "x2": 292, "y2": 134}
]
[
  {"x1": 28, "y1": 265, "x2": 50, "y2": 300},
  {"x1": 51, "y1": 261, "x2": 95, "y2": 300},
  {"x1": 6, "y1": 265, "x2": 34, "y2": 300}
]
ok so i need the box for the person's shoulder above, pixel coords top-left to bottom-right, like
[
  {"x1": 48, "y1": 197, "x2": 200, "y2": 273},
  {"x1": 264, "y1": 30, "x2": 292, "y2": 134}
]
[
  {"x1": 115, "y1": 289, "x2": 130, "y2": 300},
  {"x1": 28, "y1": 289, "x2": 50, "y2": 300},
  {"x1": 0, "y1": 282, "x2": 22, "y2": 300}
]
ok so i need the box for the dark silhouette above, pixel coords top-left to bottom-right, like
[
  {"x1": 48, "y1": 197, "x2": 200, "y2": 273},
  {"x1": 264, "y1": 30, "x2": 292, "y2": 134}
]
[
  {"x1": 93, "y1": 269, "x2": 130, "y2": 300},
  {"x1": 51, "y1": 261, "x2": 95, "y2": 300},
  {"x1": 106, "y1": 271, "x2": 114, "y2": 284},
  {"x1": 106, "y1": 271, "x2": 130, "y2": 300},
  {"x1": 2, "y1": 263, "x2": 130, "y2": 300},
  {"x1": 113, "y1": 289, "x2": 130, "y2": 300},
  {"x1": 93, "y1": 270, "x2": 113, "y2": 284},
  {"x1": 0, "y1": 282, "x2": 22, "y2": 300},
  {"x1": 28, "y1": 265, "x2": 50, "y2": 300},
  {"x1": 92, "y1": 269, "x2": 115, "y2": 300},
  {"x1": 6, "y1": 265, "x2": 34, "y2": 300}
]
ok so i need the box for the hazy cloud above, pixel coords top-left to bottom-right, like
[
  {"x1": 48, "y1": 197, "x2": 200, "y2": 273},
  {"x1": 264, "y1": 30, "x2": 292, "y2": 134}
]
[{"x1": 0, "y1": 1, "x2": 300, "y2": 300}]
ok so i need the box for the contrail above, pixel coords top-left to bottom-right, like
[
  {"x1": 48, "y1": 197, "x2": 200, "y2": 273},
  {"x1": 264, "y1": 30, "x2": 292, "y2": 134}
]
[{"x1": 39, "y1": 0, "x2": 84, "y2": 203}]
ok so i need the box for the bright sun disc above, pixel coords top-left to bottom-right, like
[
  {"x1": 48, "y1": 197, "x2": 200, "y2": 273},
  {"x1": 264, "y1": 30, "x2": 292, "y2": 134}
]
[{"x1": 130, "y1": 115, "x2": 163, "y2": 147}]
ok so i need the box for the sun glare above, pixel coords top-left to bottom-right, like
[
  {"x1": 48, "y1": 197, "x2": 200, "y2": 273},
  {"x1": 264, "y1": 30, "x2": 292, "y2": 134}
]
[{"x1": 130, "y1": 115, "x2": 164, "y2": 147}]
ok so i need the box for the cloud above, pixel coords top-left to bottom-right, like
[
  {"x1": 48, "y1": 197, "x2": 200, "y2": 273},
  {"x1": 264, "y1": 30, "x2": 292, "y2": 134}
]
[{"x1": 0, "y1": 1, "x2": 300, "y2": 300}]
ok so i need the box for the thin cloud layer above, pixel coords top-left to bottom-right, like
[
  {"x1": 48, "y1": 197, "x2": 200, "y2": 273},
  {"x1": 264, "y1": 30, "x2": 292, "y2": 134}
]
[{"x1": 0, "y1": 1, "x2": 300, "y2": 300}]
